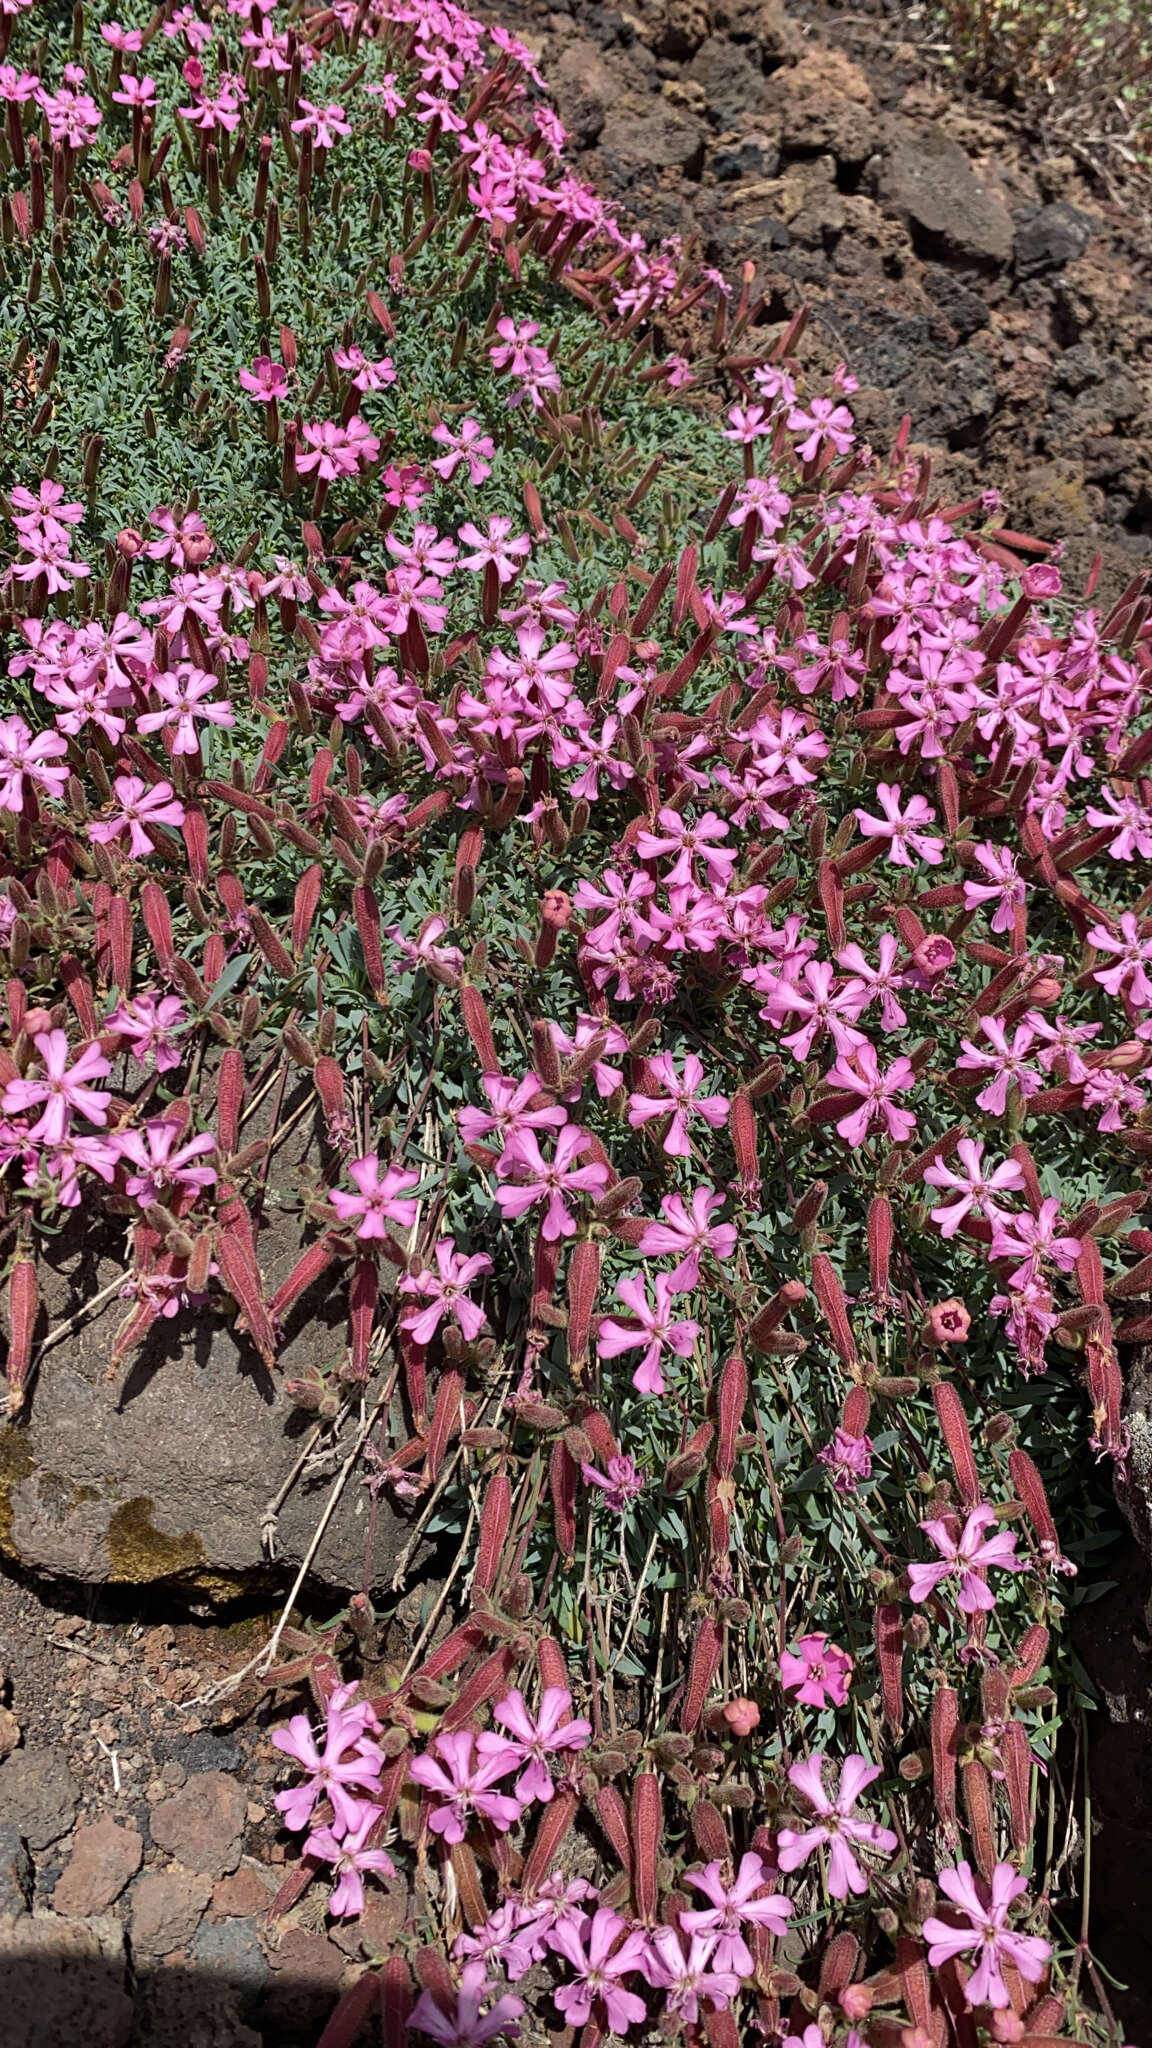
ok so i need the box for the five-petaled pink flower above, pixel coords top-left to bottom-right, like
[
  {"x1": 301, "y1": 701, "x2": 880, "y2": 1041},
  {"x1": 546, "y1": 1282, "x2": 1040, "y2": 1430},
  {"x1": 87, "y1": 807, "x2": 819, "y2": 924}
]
[
  {"x1": 546, "y1": 1907, "x2": 650, "y2": 2035},
  {"x1": 409, "y1": 1959, "x2": 525, "y2": 2046},
  {"x1": 907, "y1": 1503, "x2": 1027, "y2": 1615},
  {"x1": 485, "y1": 1687, "x2": 592, "y2": 1804},
  {"x1": 304, "y1": 1799, "x2": 396, "y2": 1919},
  {"x1": 330, "y1": 1154, "x2": 421, "y2": 1238},
  {"x1": 239, "y1": 355, "x2": 288, "y2": 402},
  {"x1": 399, "y1": 1238, "x2": 492, "y2": 1343},
  {"x1": 494, "y1": 1125, "x2": 609, "y2": 1239},
  {"x1": 627, "y1": 1052, "x2": 729, "y2": 1159},
  {"x1": 115, "y1": 1119, "x2": 216, "y2": 1208},
  {"x1": 3, "y1": 1030, "x2": 111, "y2": 1146},
  {"x1": 642, "y1": 1927, "x2": 742, "y2": 2020},
  {"x1": 777, "y1": 1752, "x2": 898, "y2": 1899},
  {"x1": 597, "y1": 1271, "x2": 701, "y2": 1396},
  {"x1": 922, "y1": 1861, "x2": 1052, "y2": 2010},
  {"x1": 271, "y1": 1686, "x2": 385, "y2": 1834},
  {"x1": 854, "y1": 783, "x2": 944, "y2": 866},
  {"x1": 89, "y1": 775, "x2": 185, "y2": 857},
  {"x1": 780, "y1": 1634, "x2": 853, "y2": 1709},
  {"x1": 825, "y1": 1043, "x2": 917, "y2": 1147},
  {"x1": 638, "y1": 1187, "x2": 737, "y2": 1288},
  {"x1": 923, "y1": 1139, "x2": 1026, "y2": 1238},
  {"x1": 408, "y1": 1730, "x2": 522, "y2": 1844},
  {"x1": 680, "y1": 1852, "x2": 793, "y2": 1975}
]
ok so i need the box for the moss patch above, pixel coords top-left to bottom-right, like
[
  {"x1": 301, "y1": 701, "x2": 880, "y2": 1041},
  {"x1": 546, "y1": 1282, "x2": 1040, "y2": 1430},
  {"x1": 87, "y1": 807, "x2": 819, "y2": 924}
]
[{"x1": 106, "y1": 1497, "x2": 206, "y2": 1584}]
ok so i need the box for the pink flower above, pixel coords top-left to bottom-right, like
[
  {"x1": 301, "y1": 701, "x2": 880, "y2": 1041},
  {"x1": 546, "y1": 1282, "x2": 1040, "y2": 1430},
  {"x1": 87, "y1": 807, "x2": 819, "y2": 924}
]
[
  {"x1": 239, "y1": 355, "x2": 288, "y2": 402},
  {"x1": 409, "y1": 1960, "x2": 524, "y2": 2046},
  {"x1": 923, "y1": 1139, "x2": 1026, "y2": 1238},
  {"x1": 956, "y1": 1019, "x2": 1042, "y2": 1115},
  {"x1": 304, "y1": 1799, "x2": 396, "y2": 1918},
  {"x1": 819, "y1": 1428, "x2": 873, "y2": 1493},
  {"x1": 486, "y1": 1687, "x2": 592, "y2": 1804},
  {"x1": 787, "y1": 396, "x2": 856, "y2": 462},
  {"x1": 457, "y1": 516, "x2": 531, "y2": 583},
  {"x1": 635, "y1": 807, "x2": 737, "y2": 889},
  {"x1": 0, "y1": 716, "x2": 69, "y2": 809},
  {"x1": 432, "y1": 418, "x2": 495, "y2": 485},
  {"x1": 825, "y1": 1043, "x2": 917, "y2": 1147},
  {"x1": 627, "y1": 1052, "x2": 729, "y2": 1158},
  {"x1": 908, "y1": 1504, "x2": 1027, "y2": 1615},
  {"x1": 89, "y1": 775, "x2": 185, "y2": 857},
  {"x1": 106, "y1": 993, "x2": 187, "y2": 1072},
  {"x1": 680, "y1": 1852, "x2": 793, "y2": 1975},
  {"x1": 963, "y1": 843, "x2": 1027, "y2": 934},
  {"x1": 723, "y1": 403, "x2": 772, "y2": 444},
  {"x1": 457, "y1": 1074, "x2": 567, "y2": 1150},
  {"x1": 642, "y1": 1927, "x2": 742, "y2": 2020},
  {"x1": 1087, "y1": 911, "x2": 1152, "y2": 1008},
  {"x1": 494, "y1": 1125, "x2": 609, "y2": 1239},
  {"x1": 638, "y1": 1187, "x2": 737, "y2": 1287},
  {"x1": 137, "y1": 667, "x2": 235, "y2": 755},
  {"x1": 780, "y1": 1634, "x2": 854, "y2": 1709},
  {"x1": 271, "y1": 1690, "x2": 385, "y2": 1834},
  {"x1": 989, "y1": 1199, "x2": 1082, "y2": 1288},
  {"x1": 922, "y1": 1862, "x2": 1051, "y2": 2010},
  {"x1": 409, "y1": 1731, "x2": 522, "y2": 1844},
  {"x1": 2, "y1": 1031, "x2": 111, "y2": 1146},
  {"x1": 290, "y1": 98, "x2": 351, "y2": 148},
  {"x1": 385, "y1": 915, "x2": 464, "y2": 983},
  {"x1": 581, "y1": 1455, "x2": 645, "y2": 1512},
  {"x1": 399, "y1": 1238, "x2": 492, "y2": 1344},
  {"x1": 545, "y1": 1906, "x2": 650, "y2": 2035},
  {"x1": 854, "y1": 783, "x2": 944, "y2": 866},
  {"x1": 114, "y1": 1120, "x2": 216, "y2": 1207},
  {"x1": 777, "y1": 1752, "x2": 898, "y2": 1899},
  {"x1": 329, "y1": 1154, "x2": 421, "y2": 1238},
  {"x1": 597, "y1": 1272, "x2": 700, "y2": 1396}
]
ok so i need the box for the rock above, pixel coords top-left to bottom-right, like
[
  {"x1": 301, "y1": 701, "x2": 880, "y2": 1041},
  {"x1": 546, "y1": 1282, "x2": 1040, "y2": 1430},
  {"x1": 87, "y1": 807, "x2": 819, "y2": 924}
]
[
  {"x1": 260, "y1": 1924, "x2": 350, "y2": 2036},
  {"x1": 688, "y1": 36, "x2": 767, "y2": 128},
  {"x1": 713, "y1": 0, "x2": 804, "y2": 65},
  {"x1": 0, "y1": 1911, "x2": 133, "y2": 2047},
  {"x1": 1055, "y1": 340, "x2": 1104, "y2": 394},
  {"x1": 0, "y1": 1124, "x2": 409, "y2": 1593},
  {"x1": 192, "y1": 1914, "x2": 272, "y2": 1996},
  {"x1": 0, "y1": 1707, "x2": 20, "y2": 1759},
  {"x1": 0, "y1": 1821, "x2": 33, "y2": 1916},
  {"x1": 906, "y1": 346, "x2": 999, "y2": 450},
  {"x1": 52, "y1": 1817, "x2": 142, "y2": 1917},
  {"x1": 921, "y1": 265, "x2": 991, "y2": 342},
  {"x1": 0, "y1": 1746, "x2": 80, "y2": 1850},
  {"x1": 711, "y1": 132, "x2": 779, "y2": 181},
  {"x1": 870, "y1": 118, "x2": 1014, "y2": 268},
  {"x1": 1014, "y1": 201, "x2": 1093, "y2": 279},
  {"x1": 131, "y1": 1869, "x2": 213, "y2": 1957},
  {"x1": 548, "y1": 38, "x2": 615, "y2": 146},
  {"x1": 765, "y1": 48, "x2": 876, "y2": 166},
  {"x1": 652, "y1": 0, "x2": 711, "y2": 60},
  {"x1": 148, "y1": 1772, "x2": 247, "y2": 1880},
  {"x1": 599, "y1": 101, "x2": 708, "y2": 176},
  {"x1": 211, "y1": 1863, "x2": 274, "y2": 1919}
]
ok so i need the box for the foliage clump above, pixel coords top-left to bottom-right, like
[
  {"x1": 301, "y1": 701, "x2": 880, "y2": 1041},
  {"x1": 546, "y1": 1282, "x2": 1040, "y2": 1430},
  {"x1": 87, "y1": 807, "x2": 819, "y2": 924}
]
[{"x1": 0, "y1": 1, "x2": 1149, "y2": 2043}]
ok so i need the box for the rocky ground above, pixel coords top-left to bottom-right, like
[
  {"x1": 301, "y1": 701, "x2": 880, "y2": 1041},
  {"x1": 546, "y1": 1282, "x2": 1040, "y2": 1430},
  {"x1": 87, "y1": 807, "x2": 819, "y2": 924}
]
[
  {"x1": 3, "y1": 2, "x2": 1152, "y2": 2039},
  {"x1": 499, "y1": 0, "x2": 1152, "y2": 603}
]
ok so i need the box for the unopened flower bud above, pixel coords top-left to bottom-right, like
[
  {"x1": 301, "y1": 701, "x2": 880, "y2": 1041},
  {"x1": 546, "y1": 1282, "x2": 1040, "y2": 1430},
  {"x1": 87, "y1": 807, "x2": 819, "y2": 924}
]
[
  {"x1": 925, "y1": 1298, "x2": 970, "y2": 1346},
  {"x1": 1020, "y1": 563, "x2": 1061, "y2": 601},
  {"x1": 840, "y1": 1986, "x2": 873, "y2": 2020},
  {"x1": 117, "y1": 526, "x2": 143, "y2": 557},
  {"x1": 911, "y1": 934, "x2": 955, "y2": 978},
  {"x1": 721, "y1": 1697, "x2": 760, "y2": 1737}
]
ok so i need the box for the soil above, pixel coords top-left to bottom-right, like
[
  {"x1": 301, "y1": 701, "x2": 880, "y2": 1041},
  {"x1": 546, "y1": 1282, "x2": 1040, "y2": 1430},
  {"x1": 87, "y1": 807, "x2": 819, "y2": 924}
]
[{"x1": 3, "y1": 1, "x2": 1152, "y2": 2039}]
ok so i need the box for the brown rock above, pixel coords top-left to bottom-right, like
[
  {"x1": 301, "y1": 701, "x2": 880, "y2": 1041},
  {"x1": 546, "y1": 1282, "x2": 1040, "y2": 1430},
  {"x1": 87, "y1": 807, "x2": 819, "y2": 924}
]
[
  {"x1": 0, "y1": 1707, "x2": 20, "y2": 1759},
  {"x1": 549, "y1": 39, "x2": 614, "y2": 147},
  {"x1": 766, "y1": 48, "x2": 876, "y2": 166},
  {"x1": 600, "y1": 101, "x2": 708, "y2": 177},
  {"x1": 211, "y1": 1863, "x2": 274, "y2": 1919},
  {"x1": 53, "y1": 1817, "x2": 143, "y2": 1917},
  {"x1": 264, "y1": 1924, "x2": 347, "y2": 1988},
  {"x1": 0, "y1": 1746, "x2": 80, "y2": 1850},
  {"x1": 131, "y1": 1869, "x2": 213, "y2": 1956},
  {"x1": 0, "y1": 1912, "x2": 132, "y2": 2046},
  {"x1": 149, "y1": 1771, "x2": 247, "y2": 1879},
  {"x1": 870, "y1": 118, "x2": 1014, "y2": 268}
]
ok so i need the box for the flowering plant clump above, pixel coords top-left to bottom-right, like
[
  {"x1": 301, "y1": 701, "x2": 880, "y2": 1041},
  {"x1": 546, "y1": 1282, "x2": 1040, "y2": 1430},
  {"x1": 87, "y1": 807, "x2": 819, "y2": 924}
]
[{"x1": 0, "y1": 0, "x2": 1144, "y2": 2042}]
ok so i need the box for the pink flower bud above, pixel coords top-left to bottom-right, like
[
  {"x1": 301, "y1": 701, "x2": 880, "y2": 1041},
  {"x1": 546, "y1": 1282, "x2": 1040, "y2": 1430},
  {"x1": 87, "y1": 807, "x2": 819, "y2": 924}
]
[
  {"x1": 991, "y1": 2014, "x2": 1026, "y2": 2042},
  {"x1": 840, "y1": 1985, "x2": 873, "y2": 2020},
  {"x1": 1020, "y1": 563, "x2": 1061, "y2": 600},
  {"x1": 925, "y1": 1298, "x2": 971, "y2": 1346},
  {"x1": 407, "y1": 147, "x2": 433, "y2": 172},
  {"x1": 721, "y1": 1697, "x2": 759, "y2": 1736},
  {"x1": 182, "y1": 57, "x2": 204, "y2": 90},
  {"x1": 911, "y1": 933, "x2": 955, "y2": 979},
  {"x1": 117, "y1": 527, "x2": 143, "y2": 557}
]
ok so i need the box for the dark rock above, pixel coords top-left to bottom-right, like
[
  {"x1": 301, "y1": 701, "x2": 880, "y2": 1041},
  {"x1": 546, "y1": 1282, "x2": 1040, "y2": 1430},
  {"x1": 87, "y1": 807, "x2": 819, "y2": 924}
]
[
  {"x1": 52, "y1": 1817, "x2": 142, "y2": 1917},
  {"x1": 921, "y1": 265, "x2": 990, "y2": 341},
  {"x1": 0, "y1": 1747, "x2": 80, "y2": 1850},
  {"x1": 600, "y1": 102, "x2": 708, "y2": 177},
  {"x1": 192, "y1": 1915, "x2": 272, "y2": 1998},
  {"x1": 0, "y1": 1822, "x2": 33, "y2": 1916},
  {"x1": 906, "y1": 346, "x2": 998, "y2": 449},
  {"x1": 651, "y1": 0, "x2": 711, "y2": 61},
  {"x1": 825, "y1": 299, "x2": 933, "y2": 390},
  {"x1": 713, "y1": 0, "x2": 804, "y2": 65},
  {"x1": 0, "y1": 1913, "x2": 133, "y2": 2047},
  {"x1": 688, "y1": 36, "x2": 766, "y2": 128},
  {"x1": 532, "y1": 38, "x2": 614, "y2": 146},
  {"x1": 712, "y1": 134, "x2": 779, "y2": 181},
  {"x1": 148, "y1": 1773, "x2": 247, "y2": 1881},
  {"x1": 870, "y1": 118, "x2": 1014, "y2": 268},
  {"x1": 1055, "y1": 341, "x2": 1103, "y2": 393},
  {"x1": 766, "y1": 49, "x2": 876, "y2": 166},
  {"x1": 1014, "y1": 201, "x2": 1093, "y2": 278}
]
